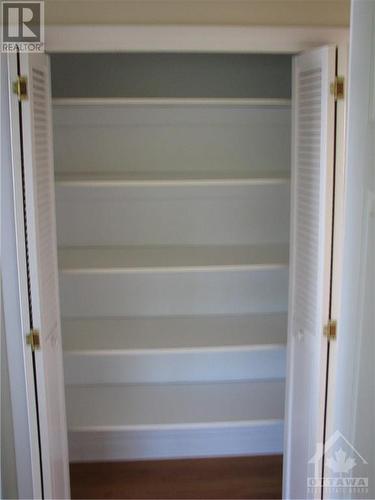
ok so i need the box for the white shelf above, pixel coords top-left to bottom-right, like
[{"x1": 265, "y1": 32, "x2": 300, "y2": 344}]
[
  {"x1": 62, "y1": 313, "x2": 287, "y2": 385},
  {"x1": 62, "y1": 312, "x2": 287, "y2": 353},
  {"x1": 66, "y1": 380, "x2": 285, "y2": 431},
  {"x1": 55, "y1": 178, "x2": 290, "y2": 248},
  {"x1": 58, "y1": 244, "x2": 289, "y2": 273},
  {"x1": 55, "y1": 170, "x2": 290, "y2": 187},
  {"x1": 67, "y1": 379, "x2": 285, "y2": 460},
  {"x1": 53, "y1": 97, "x2": 291, "y2": 107},
  {"x1": 59, "y1": 265, "x2": 288, "y2": 318},
  {"x1": 53, "y1": 101, "x2": 291, "y2": 178}
]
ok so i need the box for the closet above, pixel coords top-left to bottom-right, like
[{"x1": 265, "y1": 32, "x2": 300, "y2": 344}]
[
  {"x1": 50, "y1": 53, "x2": 291, "y2": 461},
  {"x1": 7, "y1": 39, "x2": 342, "y2": 497},
  {"x1": 7, "y1": 30, "x2": 347, "y2": 498}
]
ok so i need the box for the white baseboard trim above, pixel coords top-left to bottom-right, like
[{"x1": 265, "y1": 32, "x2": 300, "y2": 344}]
[{"x1": 68, "y1": 421, "x2": 284, "y2": 462}]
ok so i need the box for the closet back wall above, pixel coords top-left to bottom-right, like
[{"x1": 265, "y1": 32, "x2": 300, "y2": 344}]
[
  {"x1": 51, "y1": 53, "x2": 292, "y2": 461},
  {"x1": 51, "y1": 53, "x2": 292, "y2": 97},
  {"x1": 52, "y1": 54, "x2": 291, "y2": 247}
]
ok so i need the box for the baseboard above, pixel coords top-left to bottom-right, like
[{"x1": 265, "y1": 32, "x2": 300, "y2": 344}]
[{"x1": 68, "y1": 421, "x2": 284, "y2": 462}]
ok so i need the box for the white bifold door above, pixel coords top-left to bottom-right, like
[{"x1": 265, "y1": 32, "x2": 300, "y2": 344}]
[
  {"x1": 8, "y1": 53, "x2": 70, "y2": 499},
  {"x1": 8, "y1": 47, "x2": 338, "y2": 499},
  {"x1": 283, "y1": 46, "x2": 336, "y2": 498}
]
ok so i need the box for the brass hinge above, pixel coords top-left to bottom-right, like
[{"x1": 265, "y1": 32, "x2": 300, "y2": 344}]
[
  {"x1": 324, "y1": 320, "x2": 337, "y2": 341},
  {"x1": 12, "y1": 75, "x2": 28, "y2": 101},
  {"x1": 26, "y1": 329, "x2": 40, "y2": 351},
  {"x1": 330, "y1": 76, "x2": 344, "y2": 101}
]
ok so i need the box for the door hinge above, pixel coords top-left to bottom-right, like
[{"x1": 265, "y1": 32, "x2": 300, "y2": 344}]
[
  {"x1": 330, "y1": 76, "x2": 344, "y2": 101},
  {"x1": 12, "y1": 75, "x2": 28, "y2": 101},
  {"x1": 26, "y1": 329, "x2": 40, "y2": 351},
  {"x1": 324, "y1": 320, "x2": 337, "y2": 341}
]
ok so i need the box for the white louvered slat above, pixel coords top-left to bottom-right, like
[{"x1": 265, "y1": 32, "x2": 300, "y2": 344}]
[
  {"x1": 294, "y1": 68, "x2": 323, "y2": 338},
  {"x1": 31, "y1": 67, "x2": 59, "y2": 339},
  {"x1": 293, "y1": 69, "x2": 323, "y2": 337}
]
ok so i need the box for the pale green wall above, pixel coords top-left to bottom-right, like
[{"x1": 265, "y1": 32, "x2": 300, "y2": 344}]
[{"x1": 45, "y1": 0, "x2": 350, "y2": 27}]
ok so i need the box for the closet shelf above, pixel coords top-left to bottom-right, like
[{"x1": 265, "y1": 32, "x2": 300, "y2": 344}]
[
  {"x1": 58, "y1": 244, "x2": 289, "y2": 273},
  {"x1": 62, "y1": 313, "x2": 287, "y2": 385},
  {"x1": 52, "y1": 97, "x2": 291, "y2": 107},
  {"x1": 62, "y1": 312, "x2": 287, "y2": 354},
  {"x1": 66, "y1": 380, "x2": 285, "y2": 431},
  {"x1": 55, "y1": 170, "x2": 290, "y2": 187}
]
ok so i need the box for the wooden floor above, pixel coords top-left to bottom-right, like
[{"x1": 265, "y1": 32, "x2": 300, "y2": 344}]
[{"x1": 70, "y1": 455, "x2": 283, "y2": 499}]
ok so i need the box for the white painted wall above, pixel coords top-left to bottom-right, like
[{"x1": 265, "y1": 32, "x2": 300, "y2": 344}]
[
  {"x1": 326, "y1": 1, "x2": 375, "y2": 497},
  {"x1": 1, "y1": 297, "x2": 18, "y2": 499}
]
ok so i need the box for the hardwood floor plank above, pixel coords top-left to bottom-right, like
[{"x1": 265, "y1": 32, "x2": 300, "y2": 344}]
[{"x1": 70, "y1": 455, "x2": 283, "y2": 499}]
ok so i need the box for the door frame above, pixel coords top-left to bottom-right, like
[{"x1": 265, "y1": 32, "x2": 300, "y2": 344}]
[
  {"x1": 5, "y1": 24, "x2": 348, "y2": 498},
  {"x1": 45, "y1": 25, "x2": 348, "y2": 54},
  {"x1": 46, "y1": 19, "x2": 349, "y2": 482}
]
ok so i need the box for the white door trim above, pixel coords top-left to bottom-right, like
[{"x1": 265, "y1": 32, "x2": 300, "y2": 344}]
[{"x1": 45, "y1": 25, "x2": 348, "y2": 54}]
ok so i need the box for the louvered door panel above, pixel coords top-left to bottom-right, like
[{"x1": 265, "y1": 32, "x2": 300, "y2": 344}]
[
  {"x1": 19, "y1": 54, "x2": 70, "y2": 499},
  {"x1": 31, "y1": 65, "x2": 59, "y2": 336},
  {"x1": 294, "y1": 67, "x2": 322, "y2": 336},
  {"x1": 283, "y1": 47, "x2": 336, "y2": 499}
]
